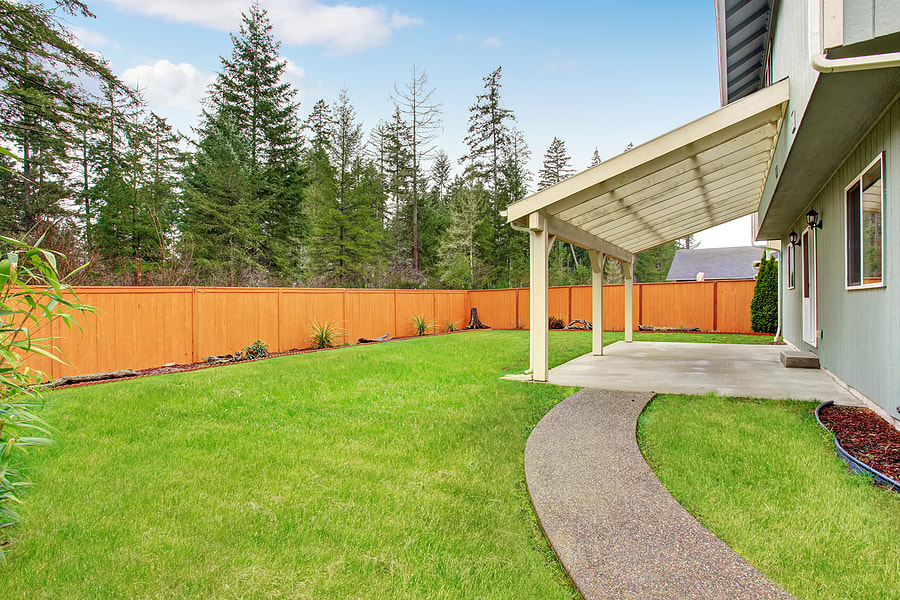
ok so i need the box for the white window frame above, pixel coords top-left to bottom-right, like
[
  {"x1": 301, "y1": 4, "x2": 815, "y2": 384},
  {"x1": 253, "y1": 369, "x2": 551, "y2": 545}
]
[
  {"x1": 844, "y1": 153, "x2": 886, "y2": 290},
  {"x1": 786, "y1": 241, "x2": 795, "y2": 290}
]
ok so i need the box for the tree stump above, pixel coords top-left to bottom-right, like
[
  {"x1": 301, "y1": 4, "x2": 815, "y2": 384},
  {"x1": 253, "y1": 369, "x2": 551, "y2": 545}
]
[{"x1": 464, "y1": 307, "x2": 490, "y2": 330}]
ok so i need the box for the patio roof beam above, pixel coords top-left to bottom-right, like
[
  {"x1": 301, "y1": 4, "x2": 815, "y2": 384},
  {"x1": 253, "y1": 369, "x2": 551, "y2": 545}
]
[{"x1": 542, "y1": 214, "x2": 634, "y2": 264}]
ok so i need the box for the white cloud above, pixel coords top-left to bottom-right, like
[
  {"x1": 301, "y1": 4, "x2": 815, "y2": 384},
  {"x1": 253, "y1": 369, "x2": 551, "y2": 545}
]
[
  {"x1": 121, "y1": 59, "x2": 214, "y2": 112},
  {"x1": 72, "y1": 26, "x2": 121, "y2": 51},
  {"x1": 481, "y1": 35, "x2": 503, "y2": 48},
  {"x1": 102, "y1": 0, "x2": 422, "y2": 54},
  {"x1": 282, "y1": 58, "x2": 305, "y2": 86},
  {"x1": 452, "y1": 32, "x2": 466, "y2": 43}
]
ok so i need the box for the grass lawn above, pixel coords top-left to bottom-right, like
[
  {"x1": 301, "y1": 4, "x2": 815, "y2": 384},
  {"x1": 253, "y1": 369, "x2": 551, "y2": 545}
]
[
  {"x1": 2, "y1": 329, "x2": 767, "y2": 598},
  {"x1": 638, "y1": 395, "x2": 900, "y2": 600}
]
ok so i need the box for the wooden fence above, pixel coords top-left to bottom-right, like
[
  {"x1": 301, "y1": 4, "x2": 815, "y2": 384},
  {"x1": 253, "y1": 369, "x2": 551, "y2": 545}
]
[{"x1": 25, "y1": 279, "x2": 756, "y2": 378}]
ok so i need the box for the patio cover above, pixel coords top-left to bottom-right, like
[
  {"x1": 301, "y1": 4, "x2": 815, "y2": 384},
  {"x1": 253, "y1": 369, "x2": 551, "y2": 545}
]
[{"x1": 506, "y1": 79, "x2": 789, "y2": 381}]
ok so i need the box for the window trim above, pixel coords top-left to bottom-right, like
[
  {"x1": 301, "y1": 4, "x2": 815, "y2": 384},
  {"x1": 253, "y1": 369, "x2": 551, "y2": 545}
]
[
  {"x1": 844, "y1": 153, "x2": 886, "y2": 291},
  {"x1": 786, "y1": 241, "x2": 795, "y2": 290}
]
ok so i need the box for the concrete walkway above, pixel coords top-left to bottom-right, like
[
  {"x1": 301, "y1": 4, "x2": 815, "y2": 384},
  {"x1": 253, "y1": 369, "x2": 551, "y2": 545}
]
[
  {"x1": 525, "y1": 389, "x2": 795, "y2": 600},
  {"x1": 547, "y1": 341, "x2": 862, "y2": 405}
]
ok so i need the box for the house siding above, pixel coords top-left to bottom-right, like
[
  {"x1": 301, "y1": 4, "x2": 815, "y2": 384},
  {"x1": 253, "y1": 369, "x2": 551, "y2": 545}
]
[
  {"x1": 782, "y1": 96, "x2": 899, "y2": 419},
  {"x1": 758, "y1": 0, "x2": 820, "y2": 222},
  {"x1": 844, "y1": 0, "x2": 900, "y2": 44}
]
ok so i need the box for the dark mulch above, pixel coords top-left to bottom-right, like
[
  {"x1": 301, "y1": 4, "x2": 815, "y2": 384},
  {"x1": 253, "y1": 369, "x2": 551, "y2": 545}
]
[{"x1": 818, "y1": 404, "x2": 900, "y2": 481}]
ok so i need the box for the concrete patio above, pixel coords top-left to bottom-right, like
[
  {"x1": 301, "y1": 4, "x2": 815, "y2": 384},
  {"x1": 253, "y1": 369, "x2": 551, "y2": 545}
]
[{"x1": 545, "y1": 341, "x2": 862, "y2": 405}]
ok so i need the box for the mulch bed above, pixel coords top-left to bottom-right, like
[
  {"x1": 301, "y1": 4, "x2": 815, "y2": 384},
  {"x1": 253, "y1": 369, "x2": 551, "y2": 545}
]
[{"x1": 818, "y1": 404, "x2": 900, "y2": 482}]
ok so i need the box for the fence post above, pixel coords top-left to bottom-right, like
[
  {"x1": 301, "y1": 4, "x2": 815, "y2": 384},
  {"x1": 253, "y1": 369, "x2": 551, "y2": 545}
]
[
  {"x1": 713, "y1": 281, "x2": 718, "y2": 332},
  {"x1": 191, "y1": 287, "x2": 199, "y2": 363}
]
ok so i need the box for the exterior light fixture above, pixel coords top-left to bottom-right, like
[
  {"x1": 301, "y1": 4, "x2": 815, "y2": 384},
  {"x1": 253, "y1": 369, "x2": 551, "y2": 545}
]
[
  {"x1": 806, "y1": 209, "x2": 823, "y2": 229},
  {"x1": 788, "y1": 230, "x2": 799, "y2": 247}
]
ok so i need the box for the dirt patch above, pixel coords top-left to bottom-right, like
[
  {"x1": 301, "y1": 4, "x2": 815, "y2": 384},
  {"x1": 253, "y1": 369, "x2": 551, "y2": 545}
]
[{"x1": 818, "y1": 404, "x2": 900, "y2": 482}]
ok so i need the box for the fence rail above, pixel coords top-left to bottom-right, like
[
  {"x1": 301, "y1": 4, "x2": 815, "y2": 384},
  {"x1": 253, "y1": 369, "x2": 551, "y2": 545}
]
[{"x1": 25, "y1": 279, "x2": 756, "y2": 378}]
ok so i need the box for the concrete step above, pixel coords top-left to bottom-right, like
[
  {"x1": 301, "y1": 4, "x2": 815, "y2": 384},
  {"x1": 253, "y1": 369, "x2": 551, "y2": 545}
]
[{"x1": 781, "y1": 351, "x2": 820, "y2": 369}]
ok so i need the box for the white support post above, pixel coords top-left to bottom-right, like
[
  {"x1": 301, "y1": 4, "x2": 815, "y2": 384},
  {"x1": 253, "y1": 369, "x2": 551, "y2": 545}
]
[
  {"x1": 588, "y1": 250, "x2": 605, "y2": 356},
  {"x1": 623, "y1": 259, "x2": 634, "y2": 343},
  {"x1": 529, "y1": 212, "x2": 550, "y2": 381}
]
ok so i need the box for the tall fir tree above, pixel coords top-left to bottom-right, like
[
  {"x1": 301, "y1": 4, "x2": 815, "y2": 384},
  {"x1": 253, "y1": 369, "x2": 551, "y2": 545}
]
[
  {"x1": 306, "y1": 90, "x2": 380, "y2": 286},
  {"x1": 492, "y1": 128, "x2": 531, "y2": 287},
  {"x1": 182, "y1": 115, "x2": 263, "y2": 285},
  {"x1": 537, "y1": 136, "x2": 575, "y2": 190},
  {"x1": 461, "y1": 66, "x2": 515, "y2": 208},
  {"x1": 197, "y1": 1, "x2": 304, "y2": 281},
  {"x1": 590, "y1": 147, "x2": 602, "y2": 168}
]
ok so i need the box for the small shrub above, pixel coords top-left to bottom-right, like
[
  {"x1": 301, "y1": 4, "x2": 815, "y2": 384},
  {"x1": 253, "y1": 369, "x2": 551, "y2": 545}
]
[
  {"x1": 444, "y1": 320, "x2": 459, "y2": 333},
  {"x1": 751, "y1": 254, "x2": 778, "y2": 333},
  {"x1": 412, "y1": 315, "x2": 433, "y2": 337},
  {"x1": 309, "y1": 320, "x2": 343, "y2": 349},
  {"x1": 549, "y1": 316, "x2": 564, "y2": 330},
  {"x1": 243, "y1": 339, "x2": 269, "y2": 360}
]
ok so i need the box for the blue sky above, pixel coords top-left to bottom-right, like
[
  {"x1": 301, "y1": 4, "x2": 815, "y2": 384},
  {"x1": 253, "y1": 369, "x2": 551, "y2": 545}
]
[{"x1": 62, "y1": 0, "x2": 753, "y2": 247}]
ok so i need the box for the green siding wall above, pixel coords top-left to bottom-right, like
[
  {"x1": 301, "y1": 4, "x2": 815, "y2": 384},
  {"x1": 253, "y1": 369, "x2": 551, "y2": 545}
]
[{"x1": 782, "y1": 97, "x2": 899, "y2": 418}]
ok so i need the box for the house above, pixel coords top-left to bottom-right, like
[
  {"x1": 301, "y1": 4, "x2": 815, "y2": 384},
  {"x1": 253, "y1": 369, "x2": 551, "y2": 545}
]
[
  {"x1": 666, "y1": 246, "x2": 764, "y2": 281},
  {"x1": 506, "y1": 0, "x2": 899, "y2": 427},
  {"x1": 719, "y1": 0, "x2": 900, "y2": 427}
]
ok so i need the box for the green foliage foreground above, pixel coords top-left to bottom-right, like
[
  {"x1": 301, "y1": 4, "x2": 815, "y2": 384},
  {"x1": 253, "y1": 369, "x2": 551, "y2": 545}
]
[
  {"x1": 2, "y1": 331, "x2": 590, "y2": 599},
  {"x1": 638, "y1": 395, "x2": 900, "y2": 600}
]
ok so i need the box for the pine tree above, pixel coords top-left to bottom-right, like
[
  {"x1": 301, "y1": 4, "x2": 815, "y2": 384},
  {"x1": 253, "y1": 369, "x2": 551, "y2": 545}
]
[
  {"x1": 203, "y1": 1, "x2": 301, "y2": 170},
  {"x1": 590, "y1": 147, "x2": 602, "y2": 167},
  {"x1": 538, "y1": 136, "x2": 575, "y2": 190},
  {"x1": 438, "y1": 185, "x2": 489, "y2": 289},
  {"x1": 493, "y1": 128, "x2": 531, "y2": 287},
  {"x1": 634, "y1": 241, "x2": 678, "y2": 282},
  {"x1": 461, "y1": 66, "x2": 515, "y2": 207},
  {"x1": 182, "y1": 115, "x2": 263, "y2": 285},
  {"x1": 430, "y1": 150, "x2": 451, "y2": 204},
  {"x1": 306, "y1": 90, "x2": 379, "y2": 286},
  {"x1": 197, "y1": 1, "x2": 304, "y2": 280}
]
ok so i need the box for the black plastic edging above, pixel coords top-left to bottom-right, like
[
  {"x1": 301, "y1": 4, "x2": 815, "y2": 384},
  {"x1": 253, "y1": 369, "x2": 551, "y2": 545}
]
[{"x1": 815, "y1": 400, "x2": 900, "y2": 493}]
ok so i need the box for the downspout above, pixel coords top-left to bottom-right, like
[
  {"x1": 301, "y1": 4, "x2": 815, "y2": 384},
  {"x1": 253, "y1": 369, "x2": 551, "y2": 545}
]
[{"x1": 809, "y1": 0, "x2": 900, "y2": 73}]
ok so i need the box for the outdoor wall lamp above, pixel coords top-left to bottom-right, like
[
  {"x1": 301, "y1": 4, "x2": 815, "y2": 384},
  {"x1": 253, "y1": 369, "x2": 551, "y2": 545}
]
[
  {"x1": 806, "y1": 209, "x2": 823, "y2": 229},
  {"x1": 788, "y1": 230, "x2": 799, "y2": 247}
]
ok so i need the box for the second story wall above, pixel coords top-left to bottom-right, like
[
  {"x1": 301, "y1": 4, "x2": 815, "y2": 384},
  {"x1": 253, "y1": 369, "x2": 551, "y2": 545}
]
[{"x1": 843, "y1": 0, "x2": 900, "y2": 45}]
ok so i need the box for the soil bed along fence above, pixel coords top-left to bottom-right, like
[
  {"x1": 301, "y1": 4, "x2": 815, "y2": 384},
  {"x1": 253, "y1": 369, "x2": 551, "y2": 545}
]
[{"x1": 25, "y1": 280, "x2": 756, "y2": 378}]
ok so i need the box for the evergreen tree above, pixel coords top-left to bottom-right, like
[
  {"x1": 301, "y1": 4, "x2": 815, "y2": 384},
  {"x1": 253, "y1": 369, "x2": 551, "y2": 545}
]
[
  {"x1": 634, "y1": 240, "x2": 678, "y2": 282},
  {"x1": 306, "y1": 90, "x2": 379, "y2": 286},
  {"x1": 492, "y1": 128, "x2": 531, "y2": 287},
  {"x1": 438, "y1": 184, "x2": 489, "y2": 289},
  {"x1": 460, "y1": 66, "x2": 515, "y2": 207},
  {"x1": 203, "y1": 1, "x2": 301, "y2": 170},
  {"x1": 430, "y1": 149, "x2": 451, "y2": 204},
  {"x1": 590, "y1": 147, "x2": 602, "y2": 168},
  {"x1": 182, "y1": 115, "x2": 263, "y2": 285},
  {"x1": 538, "y1": 136, "x2": 575, "y2": 190},
  {"x1": 197, "y1": 1, "x2": 304, "y2": 280},
  {"x1": 0, "y1": 0, "x2": 130, "y2": 241},
  {"x1": 751, "y1": 253, "x2": 778, "y2": 333}
]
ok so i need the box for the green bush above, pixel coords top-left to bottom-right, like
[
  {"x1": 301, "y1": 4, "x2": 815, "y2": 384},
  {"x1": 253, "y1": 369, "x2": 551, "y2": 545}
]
[
  {"x1": 242, "y1": 339, "x2": 269, "y2": 360},
  {"x1": 750, "y1": 253, "x2": 778, "y2": 334}
]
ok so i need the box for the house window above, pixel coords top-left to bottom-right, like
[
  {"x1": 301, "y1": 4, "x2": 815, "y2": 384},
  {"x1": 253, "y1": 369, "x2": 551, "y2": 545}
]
[
  {"x1": 845, "y1": 154, "x2": 884, "y2": 288},
  {"x1": 787, "y1": 243, "x2": 795, "y2": 290}
]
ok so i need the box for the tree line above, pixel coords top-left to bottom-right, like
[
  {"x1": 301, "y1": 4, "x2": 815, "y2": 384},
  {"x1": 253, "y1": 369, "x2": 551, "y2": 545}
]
[{"x1": 0, "y1": 1, "x2": 688, "y2": 289}]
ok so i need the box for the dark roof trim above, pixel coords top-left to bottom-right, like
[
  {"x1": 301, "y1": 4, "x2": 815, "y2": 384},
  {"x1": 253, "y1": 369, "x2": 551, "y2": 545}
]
[{"x1": 716, "y1": 0, "x2": 774, "y2": 106}]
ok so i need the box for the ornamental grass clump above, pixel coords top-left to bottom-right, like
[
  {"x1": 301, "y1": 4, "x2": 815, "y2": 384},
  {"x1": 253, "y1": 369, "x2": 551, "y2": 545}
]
[
  {"x1": 411, "y1": 315, "x2": 433, "y2": 337},
  {"x1": 309, "y1": 320, "x2": 343, "y2": 349}
]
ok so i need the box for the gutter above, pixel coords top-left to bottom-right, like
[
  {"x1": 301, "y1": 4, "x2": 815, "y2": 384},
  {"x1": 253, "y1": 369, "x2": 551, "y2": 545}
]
[{"x1": 809, "y1": 0, "x2": 900, "y2": 73}]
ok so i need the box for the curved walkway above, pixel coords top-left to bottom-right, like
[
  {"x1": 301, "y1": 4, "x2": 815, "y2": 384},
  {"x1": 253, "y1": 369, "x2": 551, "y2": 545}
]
[{"x1": 525, "y1": 389, "x2": 794, "y2": 600}]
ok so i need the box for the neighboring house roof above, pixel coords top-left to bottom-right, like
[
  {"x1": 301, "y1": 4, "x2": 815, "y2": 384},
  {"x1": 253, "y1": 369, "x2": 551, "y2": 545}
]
[
  {"x1": 715, "y1": 0, "x2": 773, "y2": 105},
  {"x1": 667, "y1": 246, "x2": 764, "y2": 281}
]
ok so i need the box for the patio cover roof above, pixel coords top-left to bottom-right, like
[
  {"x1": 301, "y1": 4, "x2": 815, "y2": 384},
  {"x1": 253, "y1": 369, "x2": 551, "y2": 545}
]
[{"x1": 506, "y1": 79, "x2": 789, "y2": 259}]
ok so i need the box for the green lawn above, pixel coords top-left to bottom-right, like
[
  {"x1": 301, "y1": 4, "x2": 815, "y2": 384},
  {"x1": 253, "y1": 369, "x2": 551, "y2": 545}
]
[
  {"x1": 638, "y1": 395, "x2": 900, "y2": 600},
  {"x1": 2, "y1": 330, "x2": 768, "y2": 598}
]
